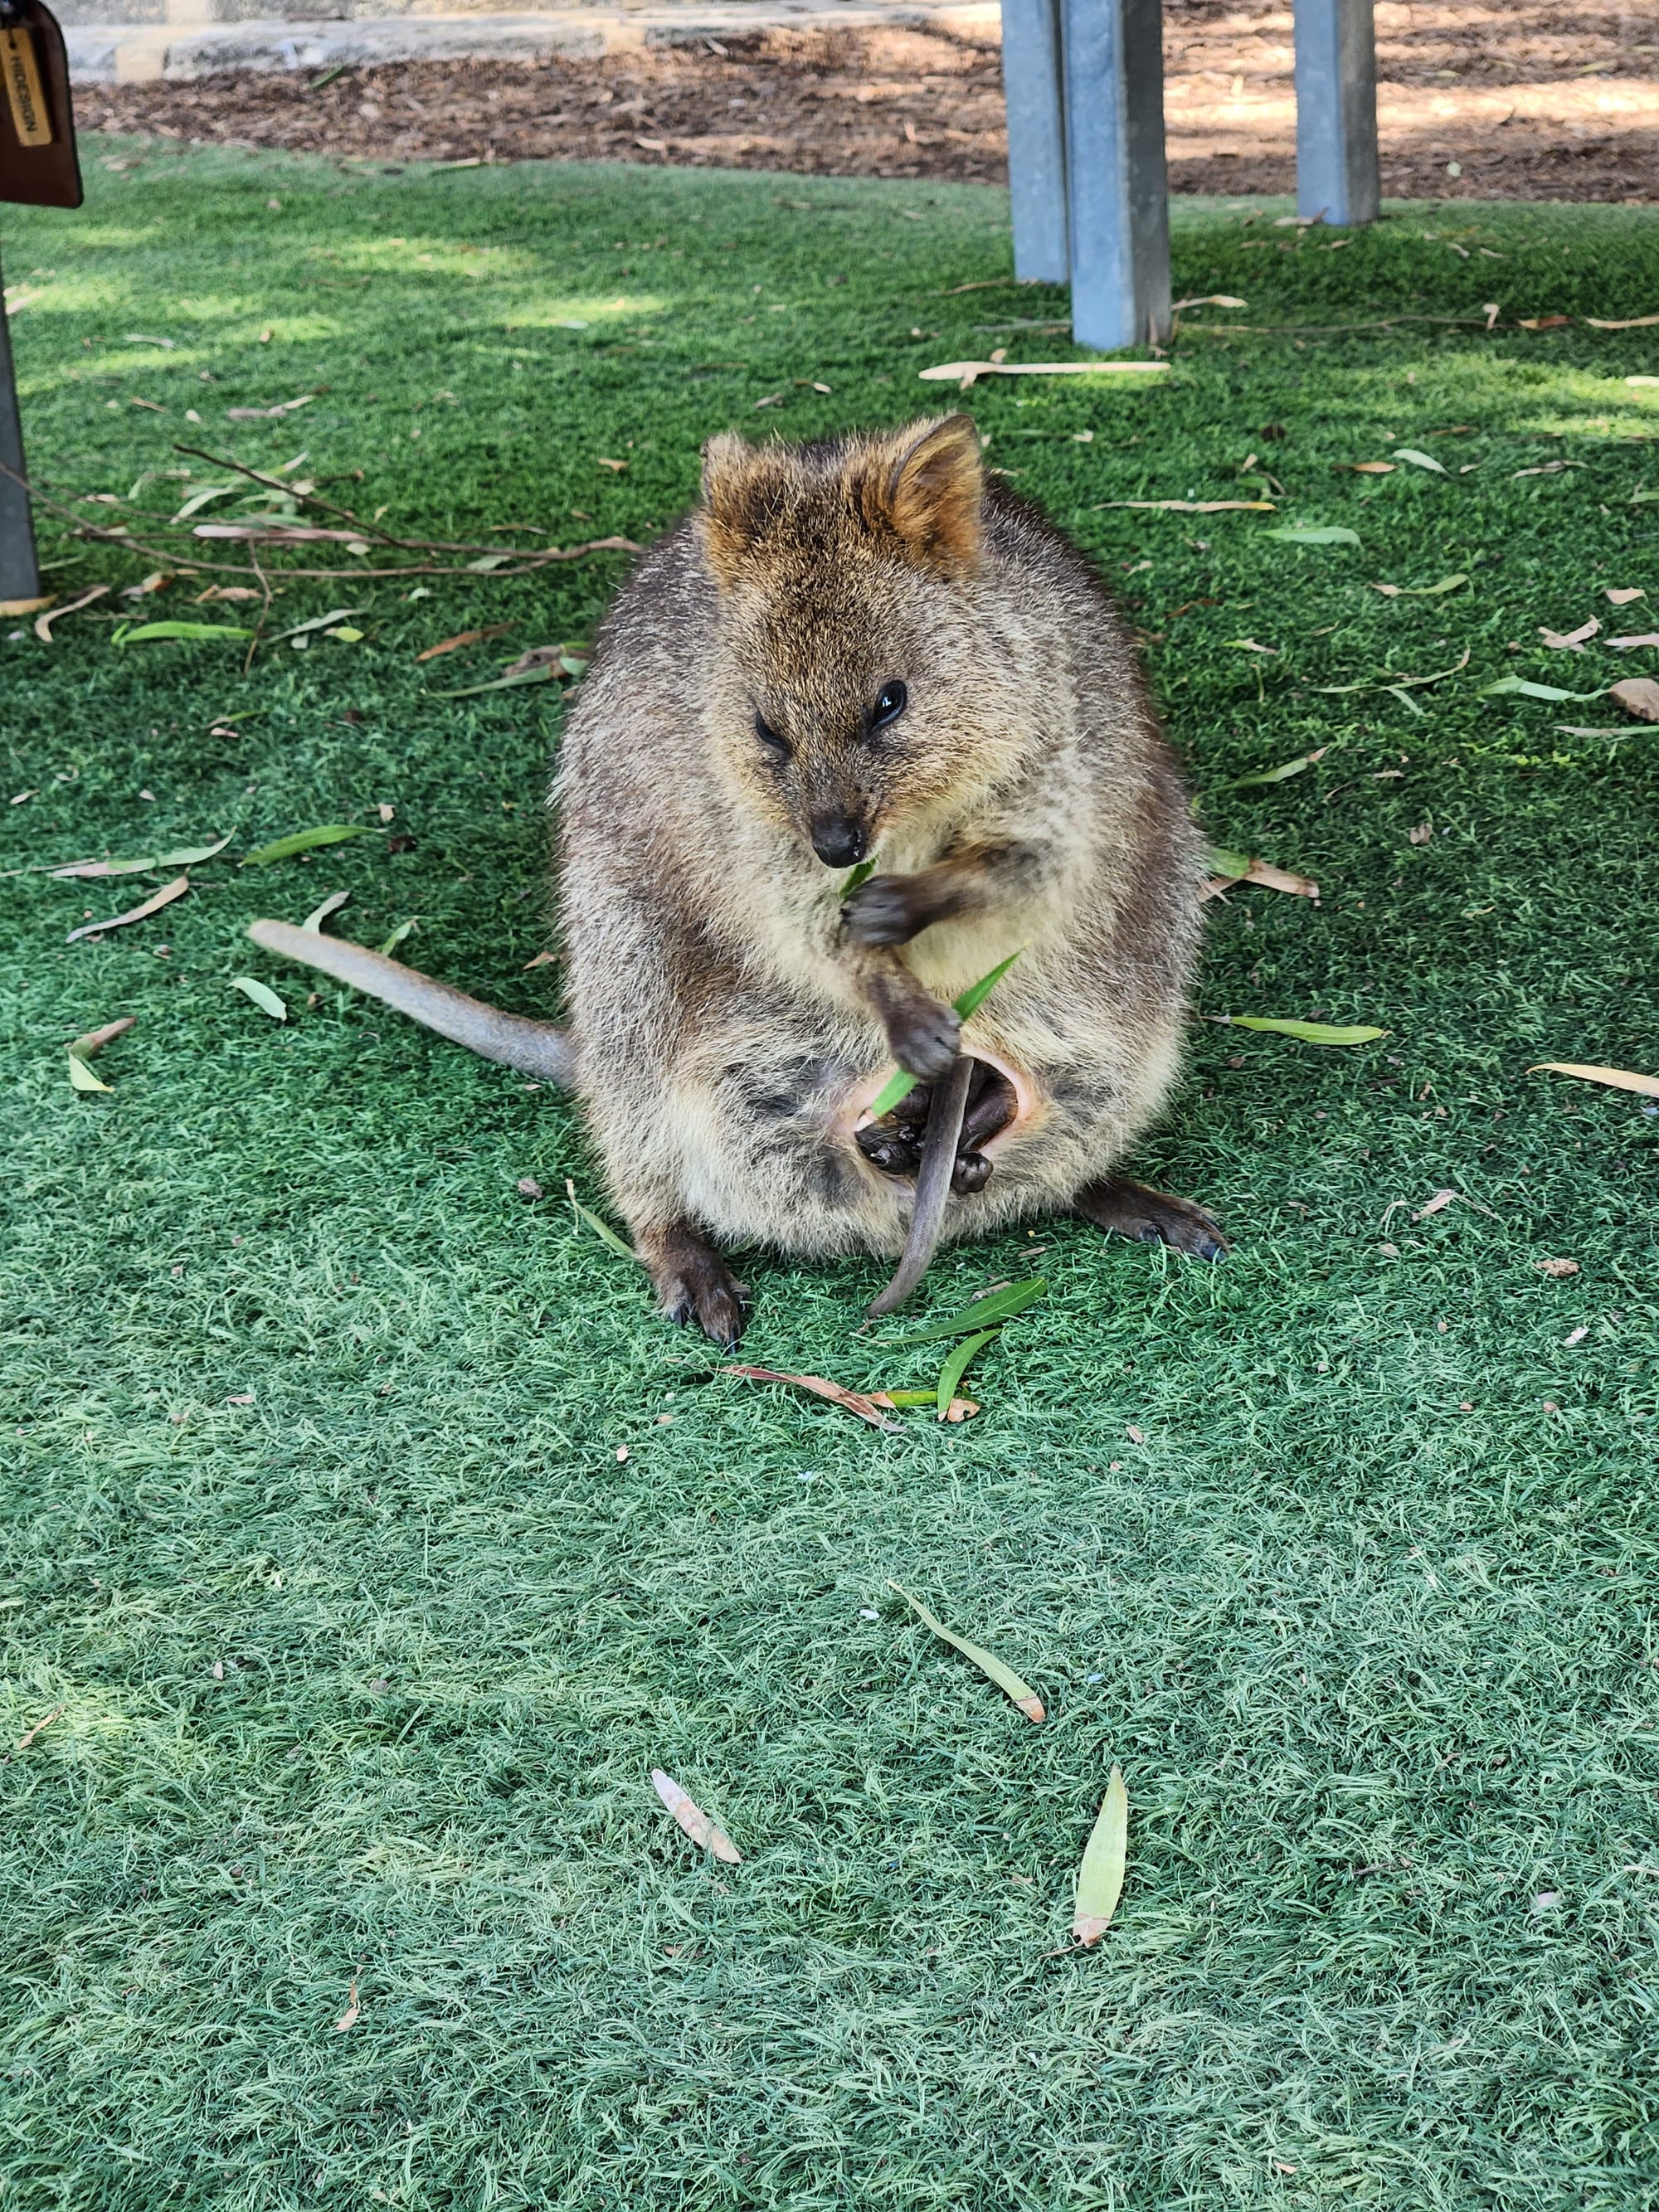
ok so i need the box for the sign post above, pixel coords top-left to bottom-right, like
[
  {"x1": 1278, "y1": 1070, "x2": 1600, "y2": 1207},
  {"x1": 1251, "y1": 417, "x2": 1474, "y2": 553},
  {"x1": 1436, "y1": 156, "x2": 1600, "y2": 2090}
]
[
  {"x1": 0, "y1": 0, "x2": 81, "y2": 605},
  {"x1": 1292, "y1": 0, "x2": 1379, "y2": 226}
]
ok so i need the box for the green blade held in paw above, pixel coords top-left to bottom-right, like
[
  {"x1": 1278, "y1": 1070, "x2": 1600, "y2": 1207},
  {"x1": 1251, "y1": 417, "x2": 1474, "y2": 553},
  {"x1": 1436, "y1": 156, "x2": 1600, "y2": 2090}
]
[
  {"x1": 866, "y1": 949, "x2": 1024, "y2": 1118},
  {"x1": 230, "y1": 976, "x2": 287, "y2": 1020},
  {"x1": 840, "y1": 858, "x2": 878, "y2": 897},
  {"x1": 878, "y1": 1274, "x2": 1045, "y2": 1349},
  {"x1": 1073, "y1": 1765, "x2": 1129, "y2": 1945},
  {"x1": 888, "y1": 1580, "x2": 1044, "y2": 1722},
  {"x1": 1219, "y1": 1016, "x2": 1387, "y2": 1046},
  {"x1": 241, "y1": 824, "x2": 372, "y2": 867},
  {"x1": 936, "y1": 1328, "x2": 998, "y2": 1420},
  {"x1": 564, "y1": 1179, "x2": 639, "y2": 1263}
]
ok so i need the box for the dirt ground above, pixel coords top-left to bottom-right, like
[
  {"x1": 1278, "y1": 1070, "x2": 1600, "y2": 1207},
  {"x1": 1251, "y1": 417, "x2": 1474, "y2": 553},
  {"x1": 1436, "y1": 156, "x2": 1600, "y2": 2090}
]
[{"x1": 82, "y1": 1, "x2": 1659, "y2": 202}]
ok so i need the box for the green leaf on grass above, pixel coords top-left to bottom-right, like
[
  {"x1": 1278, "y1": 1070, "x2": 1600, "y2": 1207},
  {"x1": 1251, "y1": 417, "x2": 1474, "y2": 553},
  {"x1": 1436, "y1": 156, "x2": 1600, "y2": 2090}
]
[
  {"x1": 430, "y1": 665, "x2": 559, "y2": 699},
  {"x1": 1219, "y1": 746, "x2": 1326, "y2": 790},
  {"x1": 66, "y1": 1050, "x2": 112, "y2": 1093},
  {"x1": 1392, "y1": 447, "x2": 1447, "y2": 474},
  {"x1": 1206, "y1": 844, "x2": 1253, "y2": 880},
  {"x1": 1482, "y1": 677, "x2": 1608, "y2": 703},
  {"x1": 1073, "y1": 1765, "x2": 1129, "y2": 1945},
  {"x1": 1384, "y1": 684, "x2": 1428, "y2": 716},
  {"x1": 1266, "y1": 526, "x2": 1360, "y2": 547},
  {"x1": 240, "y1": 824, "x2": 371, "y2": 866},
  {"x1": 112, "y1": 620, "x2": 255, "y2": 645},
  {"x1": 49, "y1": 836, "x2": 231, "y2": 879},
  {"x1": 1372, "y1": 574, "x2": 1467, "y2": 597},
  {"x1": 888, "y1": 1579, "x2": 1044, "y2": 1722},
  {"x1": 272, "y1": 607, "x2": 367, "y2": 645},
  {"x1": 866, "y1": 950, "x2": 1025, "y2": 1118},
  {"x1": 937, "y1": 1328, "x2": 999, "y2": 1421},
  {"x1": 564, "y1": 1177, "x2": 638, "y2": 1262},
  {"x1": 377, "y1": 918, "x2": 417, "y2": 955},
  {"x1": 1218, "y1": 1015, "x2": 1387, "y2": 1045},
  {"x1": 231, "y1": 975, "x2": 287, "y2": 1020},
  {"x1": 879, "y1": 1275, "x2": 1047, "y2": 1348},
  {"x1": 878, "y1": 1387, "x2": 937, "y2": 1407}
]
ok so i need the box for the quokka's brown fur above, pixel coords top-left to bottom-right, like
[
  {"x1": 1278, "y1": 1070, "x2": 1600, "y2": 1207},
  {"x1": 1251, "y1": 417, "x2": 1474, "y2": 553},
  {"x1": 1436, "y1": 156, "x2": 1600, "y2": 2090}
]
[{"x1": 557, "y1": 413, "x2": 1222, "y2": 1339}]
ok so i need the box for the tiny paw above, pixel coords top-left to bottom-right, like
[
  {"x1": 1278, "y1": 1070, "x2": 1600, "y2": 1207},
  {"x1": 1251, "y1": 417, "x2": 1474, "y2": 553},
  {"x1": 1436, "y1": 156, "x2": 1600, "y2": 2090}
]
[
  {"x1": 663, "y1": 1264, "x2": 752, "y2": 1348},
  {"x1": 844, "y1": 875, "x2": 923, "y2": 947},
  {"x1": 888, "y1": 998, "x2": 960, "y2": 1081}
]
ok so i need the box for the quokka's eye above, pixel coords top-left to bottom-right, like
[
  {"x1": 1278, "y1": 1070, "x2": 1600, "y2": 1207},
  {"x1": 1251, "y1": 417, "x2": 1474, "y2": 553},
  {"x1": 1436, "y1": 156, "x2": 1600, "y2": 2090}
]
[
  {"x1": 755, "y1": 711, "x2": 790, "y2": 756},
  {"x1": 871, "y1": 680, "x2": 907, "y2": 728}
]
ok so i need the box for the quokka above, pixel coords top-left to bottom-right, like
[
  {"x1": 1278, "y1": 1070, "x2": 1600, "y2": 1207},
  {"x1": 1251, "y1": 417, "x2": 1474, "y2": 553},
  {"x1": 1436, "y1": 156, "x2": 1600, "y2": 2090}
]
[{"x1": 251, "y1": 412, "x2": 1225, "y2": 1343}]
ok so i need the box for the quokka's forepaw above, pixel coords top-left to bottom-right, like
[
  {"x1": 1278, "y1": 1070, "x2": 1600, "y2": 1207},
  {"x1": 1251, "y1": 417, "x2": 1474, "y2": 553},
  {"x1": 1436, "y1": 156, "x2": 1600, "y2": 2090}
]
[
  {"x1": 887, "y1": 996, "x2": 960, "y2": 1081},
  {"x1": 844, "y1": 875, "x2": 925, "y2": 948}
]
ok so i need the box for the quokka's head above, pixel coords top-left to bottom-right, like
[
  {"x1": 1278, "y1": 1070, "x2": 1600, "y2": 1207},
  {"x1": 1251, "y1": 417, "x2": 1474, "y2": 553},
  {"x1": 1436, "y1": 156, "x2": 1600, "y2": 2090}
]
[{"x1": 696, "y1": 413, "x2": 1023, "y2": 869}]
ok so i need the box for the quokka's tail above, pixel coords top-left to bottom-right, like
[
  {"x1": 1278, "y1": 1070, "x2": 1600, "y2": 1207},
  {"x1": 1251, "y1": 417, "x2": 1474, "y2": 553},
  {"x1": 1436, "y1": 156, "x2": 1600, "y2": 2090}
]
[{"x1": 247, "y1": 918, "x2": 577, "y2": 1087}]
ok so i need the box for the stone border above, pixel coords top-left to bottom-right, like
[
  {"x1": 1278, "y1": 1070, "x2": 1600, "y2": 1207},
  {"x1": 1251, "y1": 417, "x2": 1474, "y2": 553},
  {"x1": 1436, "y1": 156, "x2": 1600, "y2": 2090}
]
[{"x1": 67, "y1": 2, "x2": 999, "y2": 83}]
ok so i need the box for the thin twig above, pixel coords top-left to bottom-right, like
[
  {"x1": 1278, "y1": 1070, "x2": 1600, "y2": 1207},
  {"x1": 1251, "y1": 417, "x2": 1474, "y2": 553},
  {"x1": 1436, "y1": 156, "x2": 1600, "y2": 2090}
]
[{"x1": 171, "y1": 443, "x2": 559, "y2": 555}]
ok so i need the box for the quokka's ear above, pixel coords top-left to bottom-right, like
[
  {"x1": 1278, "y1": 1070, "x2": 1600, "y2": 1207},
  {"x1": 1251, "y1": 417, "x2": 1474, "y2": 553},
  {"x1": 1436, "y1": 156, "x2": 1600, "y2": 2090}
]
[
  {"x1": 699, "y1": 430, "x2": 776, "y2": 591},
  {"x1": 861, "y1": 414, "x2": 984, "y2": 577}
]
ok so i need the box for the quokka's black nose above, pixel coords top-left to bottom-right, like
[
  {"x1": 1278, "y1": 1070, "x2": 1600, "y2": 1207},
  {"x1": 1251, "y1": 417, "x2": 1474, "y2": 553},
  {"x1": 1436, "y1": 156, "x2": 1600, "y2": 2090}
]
[{"x1": 810, "y1": 818, "x2": 868, "y2": 867}]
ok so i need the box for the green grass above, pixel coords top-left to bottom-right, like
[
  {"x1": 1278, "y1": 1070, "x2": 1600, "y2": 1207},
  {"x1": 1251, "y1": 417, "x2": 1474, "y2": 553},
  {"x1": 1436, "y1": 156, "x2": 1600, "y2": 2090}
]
[{"x1": 3, "y1": 148, "x2": 1658, "y2": 2210}]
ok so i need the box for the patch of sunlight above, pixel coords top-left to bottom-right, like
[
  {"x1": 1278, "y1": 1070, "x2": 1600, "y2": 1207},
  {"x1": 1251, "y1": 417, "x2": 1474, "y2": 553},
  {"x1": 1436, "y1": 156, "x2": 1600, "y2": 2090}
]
[{"x1": 502, "y1": 294, "x2": 666, "y2": 330}]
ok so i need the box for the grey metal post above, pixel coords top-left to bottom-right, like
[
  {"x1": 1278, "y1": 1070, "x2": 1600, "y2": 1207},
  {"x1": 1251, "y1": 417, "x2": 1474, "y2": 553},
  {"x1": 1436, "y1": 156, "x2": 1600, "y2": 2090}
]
[
  {"x1": 0, "y1": 251, "x2": 41, "y2": 605},
  {"x1": 1293, "y1": 0, "x2": 1379, "y2": 226},
  {"x1": 1001, "y1": 0, "x2": 1069, "y2": 284},
  {"x1": 1059, "y1": 0, "x2": 1170, "y2": 352}
]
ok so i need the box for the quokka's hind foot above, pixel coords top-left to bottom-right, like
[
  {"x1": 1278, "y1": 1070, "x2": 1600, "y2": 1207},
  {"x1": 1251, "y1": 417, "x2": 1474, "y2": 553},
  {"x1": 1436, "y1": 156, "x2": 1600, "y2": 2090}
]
[
  {"x1": 636, "y1": 1222, "x2": 751, "y2": 1348},
  {"x1": 1076, "y1": 1177, "x2": 1228, "y2": 1261}
]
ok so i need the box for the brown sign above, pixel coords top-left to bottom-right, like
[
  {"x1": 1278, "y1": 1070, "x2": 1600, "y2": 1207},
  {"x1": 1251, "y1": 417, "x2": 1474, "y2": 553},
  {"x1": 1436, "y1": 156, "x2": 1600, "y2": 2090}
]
[{"x1": 0, "y1": 2, "x2": 80, "y2": 207}]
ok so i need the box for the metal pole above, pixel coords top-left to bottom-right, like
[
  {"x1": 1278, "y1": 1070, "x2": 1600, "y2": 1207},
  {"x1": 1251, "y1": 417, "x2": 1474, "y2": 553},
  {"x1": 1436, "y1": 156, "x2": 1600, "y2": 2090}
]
[
  {"x1": 0, "y1": 247, "x2": 41, "y2": 603},
  {"x1": 1293, "y1": 0, "x2": 1379, "y2": 226},
  {"x1": 1001, "y1": 0, "x2": 1069, "y2": 284},
  {"x1": 1059, "y1": 0, "x2": 1170, "y2": 352}
]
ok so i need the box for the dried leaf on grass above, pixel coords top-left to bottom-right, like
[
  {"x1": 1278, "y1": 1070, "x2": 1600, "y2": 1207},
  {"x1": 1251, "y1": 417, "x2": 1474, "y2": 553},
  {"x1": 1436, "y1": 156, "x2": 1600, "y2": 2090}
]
[
  {"x1": 1103, "y1": 498, "x2": 1274, "y2": 514},
  {"x1": 0, "y1": 593, "x2": 54, "y2": 616},
  {"x1": 1073, "y1": 1766, "x2": 1129, "y2": 1945},
  {"x1": 867, "y1": 950, "x2": 1023, "y2": 1117},
  {"x1": 1529, "y1": 1061, "x2": 1659, "y2": 1099},
  {"x1": 416, "y1": 622, "x2": 512, "y2": 662},
  {"x1": 1413, "y1": 1186, "x2": 1500, "y2": 1223},
  {"x1": 1170, "y1": 293, "x2": 1247, "y2": 311},
  {"x1": 1535, "y1": 1257, "x2": 1580, "y2": 1278},
  {"x1": 1611, "y1": 678, "x2": 1659, "y2": 721},
  {"x1": 241, "y1": 824, "x2": 370, "y2": 866},
  {"x1": 16, "y1": 1705, "x2": 64, "y2": 1751},
  {"x1": 651, "y1": 1769, "x2": 742, "y2": 1863},
  {"x1": 333, "y1": 1979, "x2": 362, "y2": 2033},
  {"x1": 1319, "y1": 649, "x2": 1469, "y2": 698},
  {"x1": 66, "y1": 873, "x2": 189, "y2": 943},
  {"x1": 878, "y1": 1275, "x2": 1046, "y2": 1349},
  {"x1": 231, "y1": 975, "x2": 288, "y2": 1020},
  {"x1": 1204, "y1": 848, "x2": 1320, "y2": 901},
  {"x1": 565, "y1": 1179, "x2": 639, "y2": 1263},
  {"x1": 66, "y1": 1015, "x2": 134, "y2": 1093},
  {"x1": 1606, "y1": 588, "x2": 1646, "y2": 606},
  {"x1": 50, "y1": 837, "x2": 229, "y2": 879},
  {"x1": 1584, "y1": 311, "x2": 1659, "y2": 329},
  {"x1": 1540, "y1": 617, "x2": 1599, "y2": 650},
  {"x1": 1371, "y1": 575, "x2": 1468, "y2": 598},
  {"x1": 34, "y1": 584, "x2": 111, "y2": 641},
  {"x1": 301, "y1": 888, "x2": 350, "y2": 933},
  {"x1": 1392, "y1": 448, "x2": 1447, "y2": 474},
  {"x1": 937, "y1": 1328, "x2": 1000, "y2": 1420},
  {"x1": 1608, "y1": 632, "x2": 1659, "y2": 651},
  {"x1": 1210, "y1": 1014, "x2": 1387, "y2": 1045},
  {"x1": 888, "y1": 1580, "x2": 1044, "y2": 1722},
  {"x1": 719, "y1": 1364, "x2": 901, "y2": 1432}
]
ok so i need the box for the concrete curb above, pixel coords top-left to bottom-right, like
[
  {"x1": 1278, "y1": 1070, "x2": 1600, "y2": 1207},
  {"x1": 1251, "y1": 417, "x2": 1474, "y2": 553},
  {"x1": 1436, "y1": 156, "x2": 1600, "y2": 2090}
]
[{"x1": 67, "y1": 2, "x2": 1000, "y2": 81}]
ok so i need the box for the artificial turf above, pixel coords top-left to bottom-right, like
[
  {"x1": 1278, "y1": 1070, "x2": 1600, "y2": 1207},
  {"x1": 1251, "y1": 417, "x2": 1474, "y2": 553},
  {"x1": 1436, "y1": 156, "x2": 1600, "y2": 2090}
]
[{"x1": 2, "y1": 146, "x2": 1658, "y2": 2210}]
